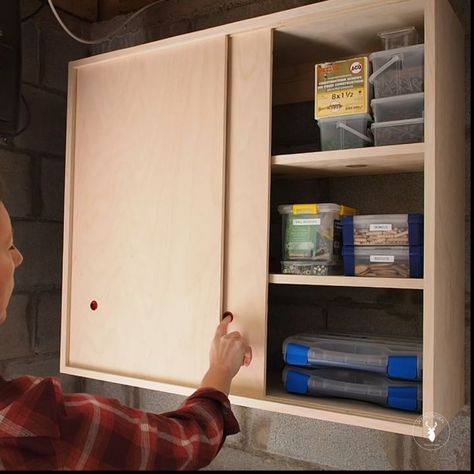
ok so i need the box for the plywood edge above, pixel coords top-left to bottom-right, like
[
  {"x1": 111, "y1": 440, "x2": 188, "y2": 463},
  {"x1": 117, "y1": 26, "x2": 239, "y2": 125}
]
[
  {"x1": 272, "y1": 143, "x2": 424, "y2": 169},
  {"x1": 61, "y1": 364, "x2": 196, "y2": 397},
  {"x1": 229, "y1": 393, "x2": 423, "y2": 437},
  {"x1": 60, "y1": 64, "x2": 78, "y2": 372},
  {"x1": 423, "y1": 0, "x2": 466, "y2": 423},
  {"x1": 269, "y1": 274, "x2": 424, "y2": 290}
]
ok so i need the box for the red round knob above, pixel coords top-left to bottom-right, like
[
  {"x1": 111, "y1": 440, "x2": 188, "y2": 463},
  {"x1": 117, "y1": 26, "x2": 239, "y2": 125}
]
[{"x1": 90, "y1": 300, "x2": 98, "y2": 311}]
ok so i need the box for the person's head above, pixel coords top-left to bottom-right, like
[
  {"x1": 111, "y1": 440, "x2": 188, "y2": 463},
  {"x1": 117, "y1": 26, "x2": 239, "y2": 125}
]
[{"x1": 0, "y1": 180, "x2": 23, "y2": 324}]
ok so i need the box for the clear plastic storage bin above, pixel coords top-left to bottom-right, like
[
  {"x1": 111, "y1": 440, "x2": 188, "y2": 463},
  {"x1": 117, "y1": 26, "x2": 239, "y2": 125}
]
[
  {"x1": 342, "y1": 245, "x2": 423, "y2": 278},
  {"x1": 282, "y1": 366, "x2": 422, "y2": 412},
  {"x1": 369, "y1": 44, "x2": 424, "y2": 98},
  {"x1": 377, "y1": 26, "x2": 419, "y2": 50},
  {"x1": 278, "y1": 203, "x2": 357, "y2": 264},
  {"x1": 371, "y1": 92, "x2": 424, "y2": 122},
  {"x1": 318, "y1": 113, "x2": 373, "y2": 150},
  {"x1": 342, "y1": 214, "x2": 423, "y2": 246},
  {"x1": 371, "y1": 117, "x2": 424, "y2": 145},
  {"x1": 280, "y1": 261, "x2": 343, "y2": 276},
  {"x1": 282, "y1": 332, "x2": 423, "y2": 380}
]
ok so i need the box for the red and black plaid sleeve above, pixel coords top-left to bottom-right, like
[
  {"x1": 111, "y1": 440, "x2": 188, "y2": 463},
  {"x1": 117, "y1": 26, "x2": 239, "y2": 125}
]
[{"x1": 0, "y1": 376, "x2": 239, "y2": 470}]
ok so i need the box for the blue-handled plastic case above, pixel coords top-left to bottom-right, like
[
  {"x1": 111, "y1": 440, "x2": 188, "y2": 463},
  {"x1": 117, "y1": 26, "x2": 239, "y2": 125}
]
[{"x1": 283, "y1": 366, "x2": 422, "y2": 412}]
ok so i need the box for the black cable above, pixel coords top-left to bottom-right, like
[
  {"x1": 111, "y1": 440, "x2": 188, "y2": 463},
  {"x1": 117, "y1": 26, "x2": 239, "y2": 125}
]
[{"x1": 21, "y1": 0, "x2": 46, "y2": 23}]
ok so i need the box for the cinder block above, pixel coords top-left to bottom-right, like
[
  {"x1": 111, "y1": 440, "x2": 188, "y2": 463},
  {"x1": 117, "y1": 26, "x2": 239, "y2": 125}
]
[
  {"x1": 245, "y1": 408, "x2": 398, "y2": 470},
  {"x1": 146, "y1": 20, "x2": 191, "y2": 44},
  {"x1": 405, "y1": 406, "x2": 471, "y2": 470},
  {"x1": 0, "y1": 149, "x2": 32, "y2": 217},
  {"x1": 41, "y1": 157, "x2": 65, "y2": 220},
  {"x1": 89, "y1": 15, "x2": 147, "y2": 55},
  {"x1": 82, "y1": 378, "x2": 134, "y2": 405},
  {"x1": 204, "y1": 445, "x2": 325, "y2": 471},
  {"x1": 135, "y1": 387, "x2": 187, "y2": 414},
  {"x1": 327, "y1": 304, "x2": 423, "y2": 337},
  {"x1": 11, "y1": 221, "x2": 63, "y2": 289},
  {"x1": 12, "y1": 85, "x2": 67, "y2": 157},
  {"x1": 0, "y1": 353, "x2": 80, "y2": 393},
  {"x1": 21, "y1": 19, "x2": 40, "y2": 85},
  {"x1": 36, "y1": 290, "x2": 61, "y2": 354},
  {"x1": 38, "y1": 24, "x2": 89, "y2": 93},
  {"x1": 324, "y1": 173, "x2": 424, "y2": 215},
  {"x1": 0, "y1": 294, "x2": 32, "y2": 360}
]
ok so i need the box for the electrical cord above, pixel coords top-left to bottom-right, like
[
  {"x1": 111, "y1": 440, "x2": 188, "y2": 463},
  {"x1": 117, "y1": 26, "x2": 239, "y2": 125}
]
[
  {"x1": 46, "y1": 0, "x2": 167, "y2": 45},
  {"x1": 4, "y1": 0, "x2": 165, "y2": 140}
]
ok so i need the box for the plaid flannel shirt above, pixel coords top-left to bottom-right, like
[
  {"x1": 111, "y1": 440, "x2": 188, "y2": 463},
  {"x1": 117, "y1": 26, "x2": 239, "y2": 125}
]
[{"x1": 0, "y1": 375, "x2": 239, "y2": 470}]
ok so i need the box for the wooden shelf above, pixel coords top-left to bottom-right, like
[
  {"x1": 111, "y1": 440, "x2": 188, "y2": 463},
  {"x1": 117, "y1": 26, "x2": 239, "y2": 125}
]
[
  {"x1": 269, "y1": 274, "x2": 424, "y2": 290},
  {"x1": 265, "y1": 371, "x2": 422, "y2": 436},
  {"x1": 271, "y1": 143, "x2": 424, "y2": 177}
]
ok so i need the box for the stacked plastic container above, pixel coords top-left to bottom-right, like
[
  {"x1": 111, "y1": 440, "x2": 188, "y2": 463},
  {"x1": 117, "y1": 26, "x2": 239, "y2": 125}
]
[
  {"x1": 282, "y1": 332, "x2": 423, "y2": 412},
  {"x1": 369, "y1": 27, "x2": 425, "y2": 145},
  {"x1": 341, "y1": 213, "x2": 424, "y2": 278},
  {"x1": 314, "y1": 56, "x2": 373, "y2": 150},
  {"x1": 278, "y1": 203, "x2": 356, "y2": 275}
]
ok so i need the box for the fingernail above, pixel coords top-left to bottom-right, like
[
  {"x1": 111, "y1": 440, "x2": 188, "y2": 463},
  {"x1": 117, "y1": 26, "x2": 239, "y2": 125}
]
[{"x1": 223, "y1": 311, "x2": 233, "y2": 322}]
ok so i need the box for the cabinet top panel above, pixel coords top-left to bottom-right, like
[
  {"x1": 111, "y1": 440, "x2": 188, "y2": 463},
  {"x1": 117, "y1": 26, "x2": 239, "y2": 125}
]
[{"x1": 69, "y1": 0, "x2": 427, "y2": 69}]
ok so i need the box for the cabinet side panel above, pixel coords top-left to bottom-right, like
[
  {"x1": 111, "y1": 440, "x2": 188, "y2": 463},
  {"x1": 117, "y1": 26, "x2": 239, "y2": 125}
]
[
  {"x1": 424, "y1": 0, "x2": 465, "y2": 423},
  {"x1": 65, "y1": 36, "x2": 227, "y2": 388},
  {"x1": 225, "y1": 29, "x2": 273, "y2": 398},
  {"x1": 61, "y1": 63, "x2": 78, "y2": 373}
]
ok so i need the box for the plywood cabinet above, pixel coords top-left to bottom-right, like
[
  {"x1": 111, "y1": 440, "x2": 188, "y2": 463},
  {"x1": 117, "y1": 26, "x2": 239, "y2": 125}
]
[{"x1": 61, "y1": 0, "x2": 465, "y2": 438}]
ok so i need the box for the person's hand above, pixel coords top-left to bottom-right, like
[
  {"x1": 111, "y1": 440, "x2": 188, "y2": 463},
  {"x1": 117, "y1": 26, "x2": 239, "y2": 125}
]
[
  {"x1": 210, "y1": 313, "x2": 252, "y2": 376},
  {"x1": 199, "y1": 313, "x2": 252, "y2": 395}
]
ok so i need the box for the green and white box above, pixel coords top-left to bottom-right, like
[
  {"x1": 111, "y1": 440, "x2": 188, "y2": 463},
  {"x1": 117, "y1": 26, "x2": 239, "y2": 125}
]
[{"x1": 278, "y1": 203, "x2": 356, "y2": 265}]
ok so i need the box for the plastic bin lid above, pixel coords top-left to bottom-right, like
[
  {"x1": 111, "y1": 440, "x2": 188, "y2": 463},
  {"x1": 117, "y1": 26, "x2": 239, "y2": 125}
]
[
  {"x1": 342, "y1": 244, "x2": 423, "y2": 254},
  {"x1": 371, "y1": 92, "x2": 424, "y2": 107},
  {"x1": 342, "y1": 213, "x2": 424, "y2": 223},
  {"x1": 377, "y1": 26, "x2": 418, "y2": 40},
  {"x1": 277, "y1": 203, "x2": 357, "y2": 216},
  {"x1": 371, "y1": 117, "x2": 424, "y2": 129},
  {"x1": 368, "y1": 43, "x2": 424, "y2": 61},
  {"x1": 317, "y1": 113, "x2": 372, "y2": 123}
]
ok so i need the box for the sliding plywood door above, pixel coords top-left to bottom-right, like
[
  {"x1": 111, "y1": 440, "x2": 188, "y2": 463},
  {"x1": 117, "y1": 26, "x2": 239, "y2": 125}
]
[
  {"x1": 224, "y1": 29, "x2": 273, "y2": 400},
  {"x1": 61, "y1": 36, "x2": 228, "y2": 393}
]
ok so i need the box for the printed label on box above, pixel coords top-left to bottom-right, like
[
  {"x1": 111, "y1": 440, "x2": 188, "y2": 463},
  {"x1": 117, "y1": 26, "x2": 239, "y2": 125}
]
[
  {"x1": 315, "y1": 57, "x2": 369, "y2": 119},
  {"x1": 370, "y1": 223, "x2": 392, "y2": 231},
  {"x1": 370, "y1": 255, "x2": 395, "y2": 263},
  {"x1": 294, "y1": 218, "x2": 321, "y2": 226}
]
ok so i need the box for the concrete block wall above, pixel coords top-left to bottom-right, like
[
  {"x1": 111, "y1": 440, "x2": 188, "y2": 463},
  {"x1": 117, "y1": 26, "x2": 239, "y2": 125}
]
[
  {"x1": 0, "y1": 0, "x2": 470, "y2": 470},
  {"x1": 0, "y1": 0, "x2": 88, "y2": 392}
]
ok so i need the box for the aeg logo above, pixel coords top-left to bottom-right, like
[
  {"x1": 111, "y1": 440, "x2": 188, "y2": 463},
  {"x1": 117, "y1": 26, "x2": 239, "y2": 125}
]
[{"x1": 350, "y1": 62, "x2": 363, "y2": 74}]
